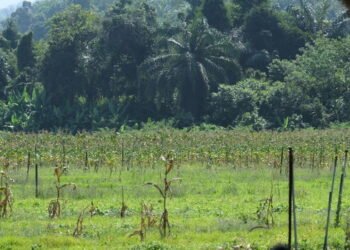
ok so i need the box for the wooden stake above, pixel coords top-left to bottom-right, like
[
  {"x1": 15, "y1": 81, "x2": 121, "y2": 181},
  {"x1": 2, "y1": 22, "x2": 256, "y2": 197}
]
[
  {"x1": 288, "y1": 147, "x2": 294, "y2": 249},
  {"x1": 62, "y1": 141, "x2": 66, "y2": 167},
  {"x1": 292, "y1": 176, "x2": 298, "y2": 249},
  {"x1": 35, "y1": 163, "x2": 39, "y2": 198},
  {"x1": 335, "y1": 150, "x2": 348, "y2": 227},
  {"x1": 324, "y1": 156, "x2": 338, "y2": 250},
  {"x1": 26, "y1": 152, "x2": 31, "y2": 180},
  {"x1": 85, "y1": 151, "x2": 88, "y2": 170},
  {"x1": 280, "y1": 147, "x2": 284, "y2": 174}
]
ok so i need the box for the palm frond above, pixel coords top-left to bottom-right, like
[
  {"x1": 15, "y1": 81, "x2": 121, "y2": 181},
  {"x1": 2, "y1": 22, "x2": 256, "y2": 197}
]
[
  {"x1": 141, "y1": 54, "x2": 182, "y2": 70},
  {"x1": 203, "y1": 58, "x2": 228, "y2": 83},
  {"x1": 208, "y1": 55, "x2": 239, "y2": 65},
  {"x1": 167, "y1": 38, "x2": 185, "y2": 50},
  {"x1": 315, "y1": 0, "x2": 331, "y2": 31},
  {"x1": 197, "y1": 63, "x2": 209, "y2": 85}
]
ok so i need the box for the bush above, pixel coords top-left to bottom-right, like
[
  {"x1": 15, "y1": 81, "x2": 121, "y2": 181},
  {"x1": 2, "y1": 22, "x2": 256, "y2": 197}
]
[{"x1": 208, "y1": 79, "x2": 276, "y2": 128}]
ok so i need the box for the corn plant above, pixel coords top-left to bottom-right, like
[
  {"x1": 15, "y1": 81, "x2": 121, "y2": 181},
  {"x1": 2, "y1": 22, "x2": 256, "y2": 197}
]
[
  {"x1": 145, "y1": 155, "x2": 181, "y2": 238},
  {"x1": 0, "y1": 170, "x2": 14, "y2": 218},
  {"x1": 84, "y1": 151, "x2": 89, "y2": 171},
  {"x1": 73, "y1": 202, "x2": 96, "y2": 237},
  {"x1": 48, "y1": 166, "x2": 76, "y2": 218},
  {"x1": 0, "y1": 159, "x2": 10, "y2": 189},
  {"x1": 129, "y1": 201, "x2": 157, "y2": 241},
  {"x1": 256, "y1": 195, "x2": 274, "y2": 227},
  {"x1": 120, "y1": 186, "x2": 128, "y2": 218}
]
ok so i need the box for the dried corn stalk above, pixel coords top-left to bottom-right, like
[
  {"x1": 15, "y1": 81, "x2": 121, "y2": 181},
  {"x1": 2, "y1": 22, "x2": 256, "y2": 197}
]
[
  {"x1": 129, "y1": 201, "x2": 157, "y2": 241},
  {"x1": 0, "y1": 166, "x2": 15, "y2": 218},
  {"x1": 0, "y1": 184, "x2": 13, "y2": 217},
  {"x1": 73, "y1": 202, "x2": 96, "y2": 237}
]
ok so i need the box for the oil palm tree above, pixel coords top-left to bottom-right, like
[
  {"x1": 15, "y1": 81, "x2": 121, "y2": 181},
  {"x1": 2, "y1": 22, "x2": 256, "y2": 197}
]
[{"x1": 139, "y1": 19, "x2": 243, "y2": 119}]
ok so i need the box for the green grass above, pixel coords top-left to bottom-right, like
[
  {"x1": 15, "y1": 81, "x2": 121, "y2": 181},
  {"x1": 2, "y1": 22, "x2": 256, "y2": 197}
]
[
  {"x1": 0, "y1": 164, "x2": 348, "y2": 249},
  {"x1": 1, "y1": 129, "x2": 350, "y2": 249}
]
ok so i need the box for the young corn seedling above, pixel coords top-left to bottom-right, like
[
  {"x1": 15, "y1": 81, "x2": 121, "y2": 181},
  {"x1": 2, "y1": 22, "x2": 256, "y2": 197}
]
[
  {"x1": 73, "y1": 202, "x2": 96, "y2": 237},
  {"x1": 145, "y1": 155, "x2": 181, "y2": 238},
  {"x1": 48, "y1": 166, "x2": 76, "y2": 218}
]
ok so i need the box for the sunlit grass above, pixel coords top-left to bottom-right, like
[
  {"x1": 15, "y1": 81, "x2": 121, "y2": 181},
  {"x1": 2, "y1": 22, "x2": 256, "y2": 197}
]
[{"x1": 0, "y1": 129, "x2": 350, "y2": 249}]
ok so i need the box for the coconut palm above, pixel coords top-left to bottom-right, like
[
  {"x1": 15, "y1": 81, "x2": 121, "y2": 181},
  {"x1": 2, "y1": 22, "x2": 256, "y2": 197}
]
[{"x1": 139, "y1": 19, "x2": 243, "y2": 119}]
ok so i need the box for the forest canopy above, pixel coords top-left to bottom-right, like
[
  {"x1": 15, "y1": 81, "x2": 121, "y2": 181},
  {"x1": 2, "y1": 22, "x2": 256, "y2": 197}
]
[{"x1": 0, "y1": 0, "x2": 350, "y2": 132}]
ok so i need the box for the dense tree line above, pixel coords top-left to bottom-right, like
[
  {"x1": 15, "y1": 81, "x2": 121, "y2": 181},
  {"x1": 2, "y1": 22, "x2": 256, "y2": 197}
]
[{"x1": 0, "y1": 0, "x2": 350, "y2": 131}]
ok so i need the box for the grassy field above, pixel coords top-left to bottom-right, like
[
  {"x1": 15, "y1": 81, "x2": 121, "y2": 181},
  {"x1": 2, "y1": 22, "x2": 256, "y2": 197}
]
[{"x1": 1, "y1": 128, "x2": 350, "y2": 249}]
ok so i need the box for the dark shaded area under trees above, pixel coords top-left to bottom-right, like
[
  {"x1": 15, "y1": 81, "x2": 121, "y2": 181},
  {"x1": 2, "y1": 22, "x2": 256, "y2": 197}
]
[{"x1": 0, "y1": 0, "x2": 350, "y2": 132}]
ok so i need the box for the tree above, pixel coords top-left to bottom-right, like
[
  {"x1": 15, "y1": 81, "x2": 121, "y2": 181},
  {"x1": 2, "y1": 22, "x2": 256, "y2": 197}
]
[
  {"x1": 233, "y1": 0, "x2": 268, "y2": 24},
  {"x1": 41, "y1": 5, "x2": 98, "y2": 106},
  {"x1": 287, "y1": 0, "x2": 350, "y2": 38},
  {"x1": 2, "y1": 19, "x2": 19, "y2": 49},
  {"x1": 185, "y1": 0, "x2": 202, "y2": 20},
  {"x1": 185, "y1": 0, "x2": 202, "y2": 10},
  {"x1": 140, "y1": 20, "x2": 243, "y2": 119},
  {"x1": 0, "y1": 50, "x2": 10, "y2": 99},
  {"x1": 265, "y1": 37, "x2": 350, "y2": 127},
  {"x1": 209, "y1": 79, "x2": 275, "y2": 129},
  {"x1": 243, "y1": 3, "x2": 309, "y2": 67},
  {"x1": 91, "y1": 2, "x2": 156, "y2": 99},
  {"x1": 17, "y1": 32, "x2": 35, "y2": 71},
  {"x1": 10, "y1": 4, "x2": 32, "y2": 33},
  {"x1": 0, "y1": 36, "x2": 10, "y2": 50},
  {"x1": 201, "y1": 0, "x2": 231, "y2": 31},
  {"x1": 70, "y1": 0, "x2": 91, "y2": 9}
]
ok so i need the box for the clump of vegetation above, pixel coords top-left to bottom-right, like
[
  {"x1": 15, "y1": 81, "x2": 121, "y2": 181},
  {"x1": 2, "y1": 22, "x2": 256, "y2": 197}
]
[
  {"x1": 73, "y1": 202, "x2": 96, "y2": 237},
  {"x1": 145, "y1": 155, "x2": 181, "y2": 238},
  {"x1": 48, "y1": 166, "x2": 76, "y2": 218}
]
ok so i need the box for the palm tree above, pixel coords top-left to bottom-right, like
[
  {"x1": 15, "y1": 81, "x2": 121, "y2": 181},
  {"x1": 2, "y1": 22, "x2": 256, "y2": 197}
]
[{"x1": 139, "y1": 19, "x2": 243, "y2": 119}]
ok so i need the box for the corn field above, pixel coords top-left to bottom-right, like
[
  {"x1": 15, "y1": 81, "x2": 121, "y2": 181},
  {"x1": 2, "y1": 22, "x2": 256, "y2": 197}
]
[{"x1": 0, "y1": 128, "x2": 350, "y2": 249}]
